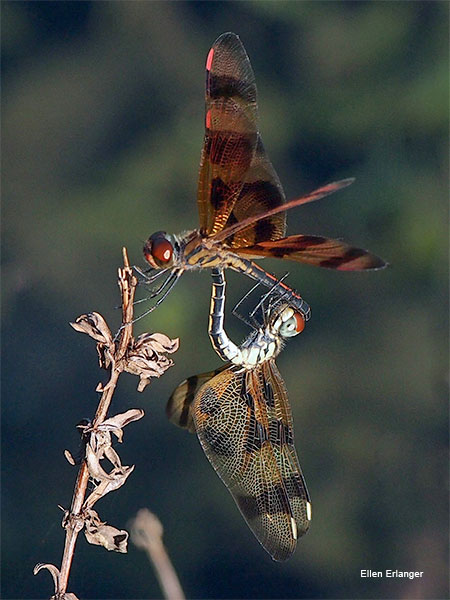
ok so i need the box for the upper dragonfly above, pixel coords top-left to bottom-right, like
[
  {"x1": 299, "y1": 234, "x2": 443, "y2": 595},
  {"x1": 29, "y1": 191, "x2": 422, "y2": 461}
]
[
  {"x1": 143, "y1": 33, "x2": 386, "y2": 320},
  {"x1": 167, "y1": 267, "x2": 311, "y2": 561}
]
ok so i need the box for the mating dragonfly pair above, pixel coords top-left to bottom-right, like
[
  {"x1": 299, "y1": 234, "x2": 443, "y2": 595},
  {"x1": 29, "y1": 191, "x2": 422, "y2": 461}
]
[{"x1": 140, "y1": 33, "x2": 386, "y2": 561}]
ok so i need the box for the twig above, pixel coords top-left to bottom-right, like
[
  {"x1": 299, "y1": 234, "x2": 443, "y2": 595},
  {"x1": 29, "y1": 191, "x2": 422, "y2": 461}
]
[
  {"x1": 59, "y1": 249, "x2": 136, "y2": 594},
  {"x1": 131, "y1": 509, "x2": 186, "y2": 600},
  {"x1": 35, "y1": 248, "x2": 179, "y2": 599}
]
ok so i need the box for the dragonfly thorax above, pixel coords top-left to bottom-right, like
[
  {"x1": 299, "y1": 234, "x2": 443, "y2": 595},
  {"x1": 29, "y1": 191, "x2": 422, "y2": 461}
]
[
  {"x1": 227, "y1": 305, "x2": 305, "y2": 370},
  {"x1": 239, "y1": 328, "x2": 283, "y2": 367}
]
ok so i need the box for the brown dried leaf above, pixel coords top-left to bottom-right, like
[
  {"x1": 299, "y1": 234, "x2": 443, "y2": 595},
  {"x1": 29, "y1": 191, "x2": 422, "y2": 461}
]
[
  {"x1": 70, "y1": 313, "x2": 113, "y2": 345},
  {"x1": 99, "y1": 408, "x2": 145, "y2": 442},
  {"x1": 71, "y1": 312, "x2": 114, "y2": 369},
  {"x1": 125, "y1": 334, "x2": 178, "y2": 391},
  {"x1": 126, "y1": 365, "x2": 166, "y2": 391},
  {"x1": 88, "y1": 428, "x2": 112, "y2": 458},
  {"x1": 136, "y1": 377, "x2": 151, "y2": 393},
  {"x1": 64, "y1": 450, "x2": 76, "y2": 465},
  {"x1": 86, "y1": 408, "x2": 143, "y2": 468},
  {"x1": 85, "y1": 443, "x2": 112, "y2": 482},
  {"x1": 34, "y1": 563, "x2": 80, "y2": 599},
  {"x1": 84, "y1": 465, "x2": 135, "y2": 509},
  {"x1": 125, "y1": 355, "x2": 169, "y2": 378},
  {"x1": 134, "y1": 332, "x2": 179, "y2": 354},
  {"x1": 104, "y1": 446, "x2": 122, "y2": 469},
  {"x1": 84, "y1": 509, "x2": 128, "y2": 553},
  {"x1": 96, "y1": 343, "x2": 112, "y2": 370},
  {"x1": 84, "y1": 409, "x2": 143, "y2": 497},
  {"x1": 33, "y1": 562, "x2": 60, "y2": 587}
]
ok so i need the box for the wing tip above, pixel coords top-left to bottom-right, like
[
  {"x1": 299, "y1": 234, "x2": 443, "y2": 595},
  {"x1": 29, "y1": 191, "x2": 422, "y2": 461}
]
[
  {"x1": 212, "y1": 32, "x2": 241, "y2": 47},
  {"x1": 338, "y1": 253, "x2": 389, "y2": 271},
  {"x1": 331, "y1": 177, "x2": 355, "y2": 191}
]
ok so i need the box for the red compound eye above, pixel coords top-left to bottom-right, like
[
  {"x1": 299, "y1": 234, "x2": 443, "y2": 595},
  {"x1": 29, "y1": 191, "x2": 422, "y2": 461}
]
[
  {"x1": 294, "y1": 312, "x2": 305, "y2": 334},
  {"x1": 152, "y1": 238, "x2": 173, "y2": 263},
  {"x1": 143, "y1": 232, "x2": 174, "y2": 267}
]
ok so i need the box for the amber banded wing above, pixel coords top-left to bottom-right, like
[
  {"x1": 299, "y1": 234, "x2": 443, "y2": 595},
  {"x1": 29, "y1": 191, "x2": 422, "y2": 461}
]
[
  {"x1": 198, "y1": 32, "x2": 259, "y2": 236},
  {"x1": 198, "y1": 33, "x2": 287, "y2": 245},
  {"x1": 236, "y1": 233, "x2": 387, "y2": 270},
  {"x1": 193, "y1": 365, "x2": 305, "y2": 561},
  {"x1": 262, "y1": 360, "x2": 311, "y2": 536},
  {"x1": 166, "y1": 364, "x2": 230, "y2": 433}
]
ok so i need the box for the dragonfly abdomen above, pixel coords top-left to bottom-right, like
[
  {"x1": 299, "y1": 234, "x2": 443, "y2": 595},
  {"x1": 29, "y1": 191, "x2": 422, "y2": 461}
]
[
  {"x1": 209, "y1": 268, "x2": 285, "y2": 369},
  {"x1": 209, "y1": 268, "x2": 243, "y2": 364}
]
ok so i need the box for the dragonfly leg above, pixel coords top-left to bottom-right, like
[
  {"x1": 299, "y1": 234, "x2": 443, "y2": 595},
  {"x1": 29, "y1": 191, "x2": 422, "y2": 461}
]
[
  {"x1": 140, "y1": 270, "x2": 182, "y2": 314},
  {"x1": 249, "y1": 272, "x2": 290, "y2": 320},
  {"x1": 231, "y1": 279, "x2": 263, "y2": 330},
  {"x1": 229, "y1": 256, "x2": 311, "y2": 320},
  {"x1": 113, "y1": 270, "x2": 182, "y2": 341},
  {"x1": 147, "y1": 269, "x2": 179, "y2": 298},
  {"x1": 134, "y1": 265, "x2": 170, "y2": 285}
]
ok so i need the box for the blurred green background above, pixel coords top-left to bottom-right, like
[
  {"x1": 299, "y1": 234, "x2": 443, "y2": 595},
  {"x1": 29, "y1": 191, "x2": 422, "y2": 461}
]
[{"x1": 2, "y1": 2, "x2": 448, "y2": 599}]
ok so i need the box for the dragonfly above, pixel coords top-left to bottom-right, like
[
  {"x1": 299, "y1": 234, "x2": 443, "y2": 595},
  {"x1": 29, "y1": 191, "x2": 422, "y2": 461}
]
[
  {"x1": 167, "y1": 267, "x2": 311, "y2": 561},
  {"x1": 142, "y1": 32, "x2": 386, "y2": 320}
]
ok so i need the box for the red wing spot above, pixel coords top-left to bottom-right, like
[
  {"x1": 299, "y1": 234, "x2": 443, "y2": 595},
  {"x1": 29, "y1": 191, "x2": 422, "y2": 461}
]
[
  {"x1": 206, "y1": 109, "x2": 212, "y2": 129},
  {"x1": 294, "y1": 312, "x2": 305, "y2": 334},
  {"x1": 206, "y1": 47, "x2": 214, "y2": 71}
]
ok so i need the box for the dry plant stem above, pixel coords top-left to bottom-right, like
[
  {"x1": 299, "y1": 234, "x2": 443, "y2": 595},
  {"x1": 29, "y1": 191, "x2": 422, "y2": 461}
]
[
  {"x1": 131, "y1": 509, "x2": 185, "y2": 600},
  {"x1": 58, "y1": 248, "x2": 136, "y2": 595},
  {"x1": 147, "y1": 540, "x2": 185, "y2": 600}
]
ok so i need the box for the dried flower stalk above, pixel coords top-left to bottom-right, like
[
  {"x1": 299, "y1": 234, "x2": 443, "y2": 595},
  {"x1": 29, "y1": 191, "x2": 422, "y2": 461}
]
[
  {"x1": 35, "y1": 248, "x2": 179, "y2": 599},
  {"x1": 131, "y1": 509, "x2": 186, "y2": 600}
]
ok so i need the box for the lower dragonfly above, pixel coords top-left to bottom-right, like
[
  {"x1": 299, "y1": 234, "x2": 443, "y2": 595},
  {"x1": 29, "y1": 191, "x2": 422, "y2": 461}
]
[{"x1": 167, "y1": 267, "x2": 311, "y2": 561}]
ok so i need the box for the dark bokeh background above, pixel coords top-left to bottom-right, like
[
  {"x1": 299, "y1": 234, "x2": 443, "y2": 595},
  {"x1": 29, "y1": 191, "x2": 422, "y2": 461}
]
[{"x1": 2, "y1": 2, "x2": 448, "y2": 599}]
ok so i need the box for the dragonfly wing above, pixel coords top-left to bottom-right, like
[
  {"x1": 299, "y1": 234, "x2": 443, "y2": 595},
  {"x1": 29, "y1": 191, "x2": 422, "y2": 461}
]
[
  {"x1": 225, "y1": 135, "x2": 287, "y2": 248},
  {"x1": 263, "y1": 360, "x2": 311, "y2": 536},
  {"x1": 193, "y1": 367, "x2": 298, "y2": 561},
  {"x1": 198, "y1": 33, "x2": 259, "y2": 236},
  {"x1": 214, "y1": 178, "x2": 355, "y2": 244},
  {"x1": 237, "y1": 233, "x2": 387, "y2": 270},
  {"x1": 167, "y1": 364, "x2": 230, "y2": 433}
]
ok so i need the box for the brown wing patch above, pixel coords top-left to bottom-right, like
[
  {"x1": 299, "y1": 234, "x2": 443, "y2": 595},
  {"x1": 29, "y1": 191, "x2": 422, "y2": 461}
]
[
  {"x1": 237, "y1": 234, "x2": 387, "y2": 270},
  {"x1": 224, "y1": 136, "x2": 287, "y2": 248},
  {"x1": 166, "y1": 364, "x2": 230, "y2": 432}
]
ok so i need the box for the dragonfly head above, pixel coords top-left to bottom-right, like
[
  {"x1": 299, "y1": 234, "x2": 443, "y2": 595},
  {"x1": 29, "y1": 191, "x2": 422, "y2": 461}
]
[
  {"x1": 273, "y1": 306, "x2": 305, "y2": 339},
  {"x1": 143, "y1": 231, "x2": 177, "y2": 269}
]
